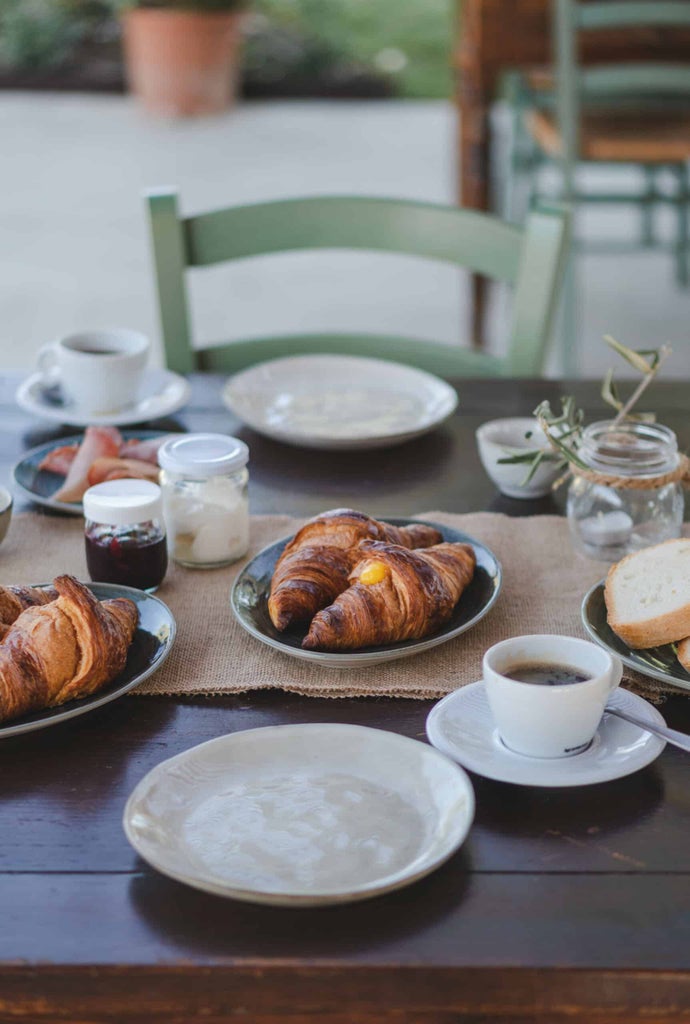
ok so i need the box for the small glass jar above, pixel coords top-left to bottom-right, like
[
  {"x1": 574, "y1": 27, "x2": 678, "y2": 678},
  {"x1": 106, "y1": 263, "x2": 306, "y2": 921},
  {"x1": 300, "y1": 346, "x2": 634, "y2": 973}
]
[
  {"x1": 567, "y1": 420, "x2": 684, "y2": 561},
  {"x1": 158, "y1": 433, "x2": 249, "y2": 569},
  {"x1": 83, "y1": 479, "x2": 168, "y2": 592}
]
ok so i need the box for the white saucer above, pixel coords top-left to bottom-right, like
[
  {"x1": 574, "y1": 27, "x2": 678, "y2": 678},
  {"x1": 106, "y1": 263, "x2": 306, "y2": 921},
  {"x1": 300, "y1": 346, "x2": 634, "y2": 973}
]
[
  {"x1": 16, "y1": 368, "x2": 191, "y2": 426},
  {"x1": 426, "y1": 681, "x2": 666, "y2": 787}
]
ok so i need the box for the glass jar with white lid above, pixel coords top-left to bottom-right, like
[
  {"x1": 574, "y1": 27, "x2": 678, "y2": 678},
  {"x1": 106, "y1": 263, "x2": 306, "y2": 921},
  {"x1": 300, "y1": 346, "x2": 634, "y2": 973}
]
[{"x1": 158, "y1": 434, "x2": 249, "y2": 568}]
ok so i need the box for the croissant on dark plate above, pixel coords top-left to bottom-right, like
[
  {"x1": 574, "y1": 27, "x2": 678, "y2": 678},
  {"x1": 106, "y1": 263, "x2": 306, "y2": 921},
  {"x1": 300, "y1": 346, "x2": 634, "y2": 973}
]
[
  {"x1": 268, "y1": 508, "x2": 443, "y2": 631},
  {"x1": 302, "y1": 539, "x2": 476, "y2": 651},
  {"x1": 0, "y1": 575, "x2": 138, "y2": 724}
]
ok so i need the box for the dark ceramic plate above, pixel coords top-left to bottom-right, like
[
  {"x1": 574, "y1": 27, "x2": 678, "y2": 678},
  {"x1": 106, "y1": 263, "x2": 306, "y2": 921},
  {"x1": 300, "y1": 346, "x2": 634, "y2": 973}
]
[
  {"x1": 0, "y1": 582, "x2": 176, "y2": 738},
  {"x1": 231, "y1": 519, "x2": 502, "y2": 667},
  {"x1": 581, "y1": 581, "x2": 690, "y2": 693},
  {"x1": 12, "y1": 430, "x2": 167, "y2": 516}
]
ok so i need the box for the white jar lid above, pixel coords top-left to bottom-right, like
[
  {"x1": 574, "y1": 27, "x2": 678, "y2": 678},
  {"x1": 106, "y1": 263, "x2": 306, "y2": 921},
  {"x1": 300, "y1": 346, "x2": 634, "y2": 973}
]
[
  {"x1": 158, "y1": 433, "x2": 249, "y2": 477},
  {"x1": 83, "y1": 479, "x2": 163, "y2": 526}
]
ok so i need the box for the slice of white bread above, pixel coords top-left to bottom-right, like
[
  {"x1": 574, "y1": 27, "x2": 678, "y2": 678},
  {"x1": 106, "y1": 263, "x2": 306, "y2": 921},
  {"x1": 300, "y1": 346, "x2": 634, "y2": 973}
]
[
  {"x1": 677, "y1": 637, "x2": 690, "y2": 672},
  {"x1": 605, "y1": 538, "x2": 690, "y2": 649}
]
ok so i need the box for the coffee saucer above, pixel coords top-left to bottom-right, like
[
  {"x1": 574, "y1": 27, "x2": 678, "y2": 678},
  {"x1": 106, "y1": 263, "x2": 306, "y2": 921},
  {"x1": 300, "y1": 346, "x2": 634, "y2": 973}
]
[
  {"x1": 16, "y1": 368, "x2": 191, "y2": 426},
  {"x1": 426, "y1": 682, "x2": 666, "y2": 787}
]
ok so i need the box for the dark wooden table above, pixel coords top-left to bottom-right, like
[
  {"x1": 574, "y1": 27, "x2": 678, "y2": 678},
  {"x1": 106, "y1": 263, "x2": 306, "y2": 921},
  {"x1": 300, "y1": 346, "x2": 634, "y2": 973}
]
[{"x1": 1, "y1": 373, "x2": 690, "y2": 1024}]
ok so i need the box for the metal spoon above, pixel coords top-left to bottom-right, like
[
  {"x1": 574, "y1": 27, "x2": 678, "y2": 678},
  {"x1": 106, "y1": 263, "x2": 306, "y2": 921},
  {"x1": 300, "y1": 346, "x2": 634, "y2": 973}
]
[{"x1": 605, "y1": 704, "x2": 690, "y2": 753}]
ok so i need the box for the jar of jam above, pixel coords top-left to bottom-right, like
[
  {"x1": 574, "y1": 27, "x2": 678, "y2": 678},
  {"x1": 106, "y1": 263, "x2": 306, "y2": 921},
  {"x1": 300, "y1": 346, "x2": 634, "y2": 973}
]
[
  {"x1": 83, "y1": 479, "x2": 168, "y2": 593},
  {"x1": 158, "y1": 434, "x2": 249, "y2": 569}
]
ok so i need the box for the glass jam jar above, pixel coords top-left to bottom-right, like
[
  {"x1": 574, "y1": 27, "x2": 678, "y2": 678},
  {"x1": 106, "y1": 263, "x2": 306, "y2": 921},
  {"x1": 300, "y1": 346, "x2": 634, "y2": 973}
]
[
  {"x1": 567, "y1": 420, "x2": 684, "y2": 562},
  {"x1": 158, "y1": 434, "x2": 249, "y2": 568},
  {"x1": 83, "y1": 479, "x2": 168, "y2": 592}
]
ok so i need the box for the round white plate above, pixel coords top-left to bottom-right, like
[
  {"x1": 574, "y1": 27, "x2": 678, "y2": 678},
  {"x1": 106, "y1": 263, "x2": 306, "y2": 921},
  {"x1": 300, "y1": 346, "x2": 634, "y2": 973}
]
[
  {"x1": 16, "y1": 368, "x2": 191, "y2": 426},
  {"x1": 426, "y1": 681, "x2": 666, "y2": 787},
  {"x1": 124, "y1": 723, "x2": 474, "y2": 906},
  {"x1": 222, "y1": 354, "x2": 458, "y2": 450},
  {"x1": 231, "y1": 519, "x2": 502, "y2": 668}
]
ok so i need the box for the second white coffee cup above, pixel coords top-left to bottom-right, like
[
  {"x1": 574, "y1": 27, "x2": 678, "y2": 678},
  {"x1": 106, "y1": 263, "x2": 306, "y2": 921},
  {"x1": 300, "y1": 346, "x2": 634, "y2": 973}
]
[
  {"x1": 37, "y1": 328, "x2": 150, "y2": 415},
  {"x1": 483, "y1": 634, "x2": 622, "y2": 759}
]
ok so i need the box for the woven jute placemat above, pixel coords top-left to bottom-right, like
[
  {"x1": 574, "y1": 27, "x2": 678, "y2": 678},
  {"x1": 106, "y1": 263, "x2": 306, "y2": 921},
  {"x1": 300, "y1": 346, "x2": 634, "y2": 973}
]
[{"x1": 1, "y1": 511, "x2": 687, "y2": 702}]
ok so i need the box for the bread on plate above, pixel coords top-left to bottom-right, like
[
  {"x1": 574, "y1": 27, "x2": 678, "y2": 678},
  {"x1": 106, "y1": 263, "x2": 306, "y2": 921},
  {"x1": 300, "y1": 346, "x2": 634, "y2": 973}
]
[{"x1": 605, "y1": 538, "x2": 690, "y2": 649}]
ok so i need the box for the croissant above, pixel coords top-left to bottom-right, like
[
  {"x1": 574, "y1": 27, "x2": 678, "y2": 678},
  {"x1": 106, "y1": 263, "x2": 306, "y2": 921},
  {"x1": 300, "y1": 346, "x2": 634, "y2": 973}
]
[
  {"x1": 0, "y1": 575, "x2": 138, "y2": 724},
  {"x1": 268, "y1": 508, "x2": 443, "y2": 631},
  {"x1": 0, "y1": 585, "x2": 58, "y2": 627},
  {"x1": 302, "y1": 539, "x2": 476, "y2": 651}
]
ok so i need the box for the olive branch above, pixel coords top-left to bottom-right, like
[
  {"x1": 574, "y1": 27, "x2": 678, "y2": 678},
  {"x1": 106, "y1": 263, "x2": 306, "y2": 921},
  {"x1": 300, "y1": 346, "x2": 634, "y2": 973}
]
[{"x1": 498, "y1": 336, "x2": 672, "y2": 487}]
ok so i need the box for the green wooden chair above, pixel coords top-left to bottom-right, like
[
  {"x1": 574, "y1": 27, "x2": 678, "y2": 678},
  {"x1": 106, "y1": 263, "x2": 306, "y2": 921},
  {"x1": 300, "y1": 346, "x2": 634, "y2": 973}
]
[
  {"x1": 146, "y1": 191, "x2": 569, "y2": 379},
  {"x1": 508, "y1": 1, "x2": 690, "y2": 284}
]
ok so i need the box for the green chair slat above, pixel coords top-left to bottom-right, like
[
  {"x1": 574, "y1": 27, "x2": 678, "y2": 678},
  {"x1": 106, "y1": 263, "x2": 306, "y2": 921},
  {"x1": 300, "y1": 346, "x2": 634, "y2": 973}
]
[
  {"x1": 147, "y1": 191, "x2": 570, "y2": 380},
  {"x1": 578, "y1": 1, "x2": 690, "y2": 30}
]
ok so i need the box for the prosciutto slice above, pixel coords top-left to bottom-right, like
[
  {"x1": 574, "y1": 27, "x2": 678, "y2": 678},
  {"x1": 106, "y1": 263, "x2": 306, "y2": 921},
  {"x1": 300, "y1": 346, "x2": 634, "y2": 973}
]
[
  {"x1": 117, "y1": 435, "x2": 174, "y2": 464},
  {"x1": 86, "y1": 457, "x2": 160, "y2": 486},
  {"x1": 38, "y1": 444, "x2": 80, "y2": 476},
  {"x1": 52, "y1": 427, "x2": 122, "y2": 503}
]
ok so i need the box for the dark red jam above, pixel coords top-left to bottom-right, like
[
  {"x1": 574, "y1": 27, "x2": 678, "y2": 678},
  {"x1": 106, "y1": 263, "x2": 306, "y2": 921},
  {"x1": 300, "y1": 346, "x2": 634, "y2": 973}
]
[{"x1": 85, "y1": 525, "x2": 167, "y2": 592}]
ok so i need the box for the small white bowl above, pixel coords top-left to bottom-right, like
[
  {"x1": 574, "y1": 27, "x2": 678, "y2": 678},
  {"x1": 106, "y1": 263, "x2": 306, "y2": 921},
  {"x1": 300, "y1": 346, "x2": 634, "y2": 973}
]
[
  {"x1": 0, "y1": 486, "x2": 13, "y2": 545},
  {"x1": 476, "y1": 417, "x2": 561, "y2": 500}
]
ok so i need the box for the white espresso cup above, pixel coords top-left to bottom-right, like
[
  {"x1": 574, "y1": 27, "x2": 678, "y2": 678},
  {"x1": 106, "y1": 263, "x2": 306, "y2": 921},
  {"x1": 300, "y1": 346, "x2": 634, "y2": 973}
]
[
  {"x1": 37, "y1": 329, "x2": 150, "y2": 415},
  {"x1": 483, "y1": 634, "x2": 622, "y2": 759}
]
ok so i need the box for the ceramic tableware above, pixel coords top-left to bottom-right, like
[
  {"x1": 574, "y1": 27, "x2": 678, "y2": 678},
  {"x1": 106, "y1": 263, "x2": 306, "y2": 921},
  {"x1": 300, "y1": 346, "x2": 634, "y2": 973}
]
[
  {"x1": 483, "y1": 634, "x2": 622, "y2": 758},
  {"x1": 35, "y1": 328, "x2": 150, "y2": 415},
  {"x1": 12, "y1": 430, "x2": 171, "y2": 516},
  {"x1": 475, "y1": 417, "x2": 561, "y2": 499},
  {"x1": 582, "y1": 580, "x2": 690, "y2": 693},
  {"x1": 16, "y1": 367, "x2": 191, "y2": 427},
  {"x1": 123, "y1": 723, "x2": 475, "y2": 906},
  {"x1": 0, "y1": 486, "x2": 12, "y2": 545},
  {"x1": 231, "y1": 518, "x2": 502, "y2": 668},
  {"x1": 426, "y1": 681, "x2": 665, "y2": 786},
  {"x1": 0, "y1": 581, "x2": 176, "y2": 739},
  {"x1": 222, "y1": 354, "x2": 458, "y2": 450}
]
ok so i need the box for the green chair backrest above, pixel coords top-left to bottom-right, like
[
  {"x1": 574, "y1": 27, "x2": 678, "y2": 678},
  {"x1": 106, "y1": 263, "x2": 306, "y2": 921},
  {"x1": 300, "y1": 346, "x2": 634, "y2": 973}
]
[
  {"x1": 555, "y1": 0, "x2": 690, "y2": 180},
  {"x1": 146, "y1": 192, "x2": 570, "y2": 379}
]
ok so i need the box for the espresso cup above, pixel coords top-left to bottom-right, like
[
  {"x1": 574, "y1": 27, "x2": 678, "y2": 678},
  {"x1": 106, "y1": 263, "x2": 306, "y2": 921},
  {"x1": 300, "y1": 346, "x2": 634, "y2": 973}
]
[
  {"x1": 37, "y1": 329, "x2": 150, "y2": 415},
  {"x1": 483, "y1": 634, "x2": 622, "y2": 759}
]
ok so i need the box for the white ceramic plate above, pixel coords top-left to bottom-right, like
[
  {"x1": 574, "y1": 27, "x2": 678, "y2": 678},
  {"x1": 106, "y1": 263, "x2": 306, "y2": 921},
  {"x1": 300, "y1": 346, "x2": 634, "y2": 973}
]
[
  {"x1": 12, "y1": 430, "x2": 169, "y2": 516},
  {"x1": 426, "y1": 681, "x2": 666, "y2": 787},
  {"x1": 123, "y1": 723, "x2": 475, "y2": 906},
  {"x1": 16, "y1": 368, "x2": 191, "y2": 426},
  {"x1": 231, "y1": 518, "x2": 502, "y2": 668},
  {"x1": 222, "y1": 354, "x2": 458, "y2": 450}
]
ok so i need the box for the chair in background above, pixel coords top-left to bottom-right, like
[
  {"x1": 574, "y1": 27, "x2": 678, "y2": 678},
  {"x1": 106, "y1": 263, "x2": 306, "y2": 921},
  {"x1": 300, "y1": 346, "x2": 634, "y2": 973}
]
[
  {"x1": 508, "y1": 0, "x2": 690, "y2": 288},
  {"x1": 146, "y1": 192, "x2": 569, "y2": 379}
]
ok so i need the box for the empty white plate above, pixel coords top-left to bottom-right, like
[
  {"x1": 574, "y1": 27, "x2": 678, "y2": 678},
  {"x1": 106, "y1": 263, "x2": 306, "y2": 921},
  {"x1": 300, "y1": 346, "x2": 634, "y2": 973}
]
[
  {"x1": 123, "y1": 723, "x2": 474, "y2": 905},
  {"x1": 222, "y1": 354, "x2": 458, "y2": 449},
  {"x1": 426, "y1": 682, "x2": 666, "y2": 787},
  {"x1": 16, "y1": 368, "x2": 191, "y2": 426}
]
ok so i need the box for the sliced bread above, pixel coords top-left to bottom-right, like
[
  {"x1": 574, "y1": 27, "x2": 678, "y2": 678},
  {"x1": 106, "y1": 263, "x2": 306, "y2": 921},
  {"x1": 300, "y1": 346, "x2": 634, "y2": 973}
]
[
  {"x1": 605, "y1": 538, "x2": 690, "y2": 649},
  {"x1": 677, "y1": 636, "x2": 690, "y2": 672}
]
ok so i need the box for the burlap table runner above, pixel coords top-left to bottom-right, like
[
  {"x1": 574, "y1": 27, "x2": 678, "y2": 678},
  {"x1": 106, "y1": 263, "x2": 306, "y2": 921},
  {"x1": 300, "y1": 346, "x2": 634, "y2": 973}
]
[{"x1": 1, "y1": 511, "x2": 687, "y2": 702}]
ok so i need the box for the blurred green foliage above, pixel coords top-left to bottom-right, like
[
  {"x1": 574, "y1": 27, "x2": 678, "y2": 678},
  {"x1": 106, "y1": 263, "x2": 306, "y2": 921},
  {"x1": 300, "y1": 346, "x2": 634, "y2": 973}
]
[
  {"x1": 247, "y1": 0, "x2": 452, "y2": 98},
  {"x1": 0, "y1": 0, "x2": 452, "y2": 97}
]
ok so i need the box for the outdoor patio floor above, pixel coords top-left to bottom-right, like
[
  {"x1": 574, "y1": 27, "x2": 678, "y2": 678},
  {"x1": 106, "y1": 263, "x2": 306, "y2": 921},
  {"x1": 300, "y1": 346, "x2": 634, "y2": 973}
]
[{"x1": 1, "y1": 92, "x2": 688, "y2": 378}]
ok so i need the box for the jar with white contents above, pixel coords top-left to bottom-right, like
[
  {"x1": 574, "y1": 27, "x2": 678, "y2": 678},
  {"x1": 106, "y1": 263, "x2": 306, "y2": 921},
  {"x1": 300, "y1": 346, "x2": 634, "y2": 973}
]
[{"x1": 158, "y1": 434, "x2": 249, "y2": 569}]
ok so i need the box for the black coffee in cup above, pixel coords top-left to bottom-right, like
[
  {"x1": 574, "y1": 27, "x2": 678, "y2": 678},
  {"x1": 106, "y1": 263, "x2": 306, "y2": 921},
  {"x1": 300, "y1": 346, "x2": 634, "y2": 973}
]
[{"x1": 506, "y1": 662, "x2": 590, "y2": 686}]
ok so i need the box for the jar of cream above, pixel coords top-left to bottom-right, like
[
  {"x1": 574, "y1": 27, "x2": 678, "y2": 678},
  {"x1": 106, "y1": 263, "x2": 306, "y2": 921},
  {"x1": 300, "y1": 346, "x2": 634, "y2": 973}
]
[{"x1": 158, "y1": 434, "x2": 249, "y2": 569}]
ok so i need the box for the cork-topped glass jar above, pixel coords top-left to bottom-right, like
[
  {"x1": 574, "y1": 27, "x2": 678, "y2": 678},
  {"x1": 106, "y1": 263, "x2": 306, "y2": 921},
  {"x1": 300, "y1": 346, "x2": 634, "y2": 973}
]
[{"x1": 567, "y1": 420, "x2": 684, "y2": 561}]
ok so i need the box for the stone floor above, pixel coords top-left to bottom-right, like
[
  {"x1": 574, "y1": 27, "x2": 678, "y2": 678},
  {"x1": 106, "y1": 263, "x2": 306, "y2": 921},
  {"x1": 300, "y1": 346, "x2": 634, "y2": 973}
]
[{"x1": 1, "y1": 92, "x2": 688, "y2": 378}]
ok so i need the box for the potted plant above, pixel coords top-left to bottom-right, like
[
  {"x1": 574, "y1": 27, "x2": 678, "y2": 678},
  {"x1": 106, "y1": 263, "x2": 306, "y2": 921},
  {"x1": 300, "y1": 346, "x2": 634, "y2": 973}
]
[{"x1": 118, "y1": 0, "x2": 246, "y2": 116}]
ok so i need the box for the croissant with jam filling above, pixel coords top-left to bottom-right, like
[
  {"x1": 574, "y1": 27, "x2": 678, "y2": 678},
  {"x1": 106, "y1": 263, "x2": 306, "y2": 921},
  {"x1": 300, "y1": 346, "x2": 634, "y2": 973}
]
[
  {"x1": 0, "y1": 575, "x2": 138, "y2": 724},
  {"x1": 302, "y1": 539, "x2": 476, "y2": 651},
  {"x1": 268, "y1": 508, "x2": 443, "y2": 631}
]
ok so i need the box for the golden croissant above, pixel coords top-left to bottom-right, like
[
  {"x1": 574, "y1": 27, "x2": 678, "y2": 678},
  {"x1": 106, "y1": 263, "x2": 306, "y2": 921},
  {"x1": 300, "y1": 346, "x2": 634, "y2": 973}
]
[
  {"x1": 0, "y1": 575, "x2": 138, "y2": 724},
  {"x1": 302, "y1": 540, "x2": 476, "y2": 651},
  {"x1": 0, "y1": 584, "x2": 58, "y2": 627},
  {"x1": 268, "y1": 508, "x2": 443, "y2": 631}
]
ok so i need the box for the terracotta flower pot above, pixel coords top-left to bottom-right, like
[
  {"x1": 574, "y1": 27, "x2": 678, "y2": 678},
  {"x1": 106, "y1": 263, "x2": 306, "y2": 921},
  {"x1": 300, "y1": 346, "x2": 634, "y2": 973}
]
[{"x1": 122, "y1": 8, "x2": 243, "y2": 117}]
